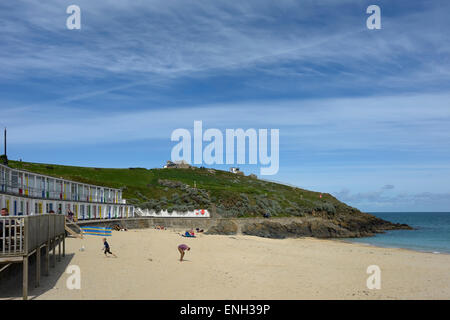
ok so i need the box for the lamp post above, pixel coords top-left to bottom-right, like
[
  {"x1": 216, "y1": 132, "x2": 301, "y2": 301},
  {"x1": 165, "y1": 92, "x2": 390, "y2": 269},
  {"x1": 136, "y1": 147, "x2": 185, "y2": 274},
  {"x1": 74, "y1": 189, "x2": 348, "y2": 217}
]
[{"x1": 1, "y1": 127, "x2": 7, "y2": 165}]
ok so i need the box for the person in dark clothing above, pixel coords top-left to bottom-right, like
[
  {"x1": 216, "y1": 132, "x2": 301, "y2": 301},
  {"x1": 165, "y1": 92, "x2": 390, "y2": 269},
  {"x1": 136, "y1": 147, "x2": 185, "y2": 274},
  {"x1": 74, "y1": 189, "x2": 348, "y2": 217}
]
[
  {"x1": 102, "y1": 238, "x2": 117, "y2": 258},
  {"x1": 67, "y1": 210, "x2": 74, "y2": 221}
]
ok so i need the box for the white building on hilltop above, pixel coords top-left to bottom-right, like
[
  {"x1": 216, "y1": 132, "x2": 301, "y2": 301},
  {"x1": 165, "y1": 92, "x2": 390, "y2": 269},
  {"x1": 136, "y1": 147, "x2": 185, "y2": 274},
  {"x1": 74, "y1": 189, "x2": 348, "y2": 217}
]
[{"x1": 230, "y1": 167, "x2": 244, "y2": 175}]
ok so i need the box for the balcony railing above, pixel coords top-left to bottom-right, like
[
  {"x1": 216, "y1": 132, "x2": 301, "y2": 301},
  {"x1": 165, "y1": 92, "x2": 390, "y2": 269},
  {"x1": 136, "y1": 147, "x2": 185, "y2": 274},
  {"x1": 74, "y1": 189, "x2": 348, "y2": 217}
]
[{"x1": 1, "y1": 179, "x2": 120, "y2": 204}]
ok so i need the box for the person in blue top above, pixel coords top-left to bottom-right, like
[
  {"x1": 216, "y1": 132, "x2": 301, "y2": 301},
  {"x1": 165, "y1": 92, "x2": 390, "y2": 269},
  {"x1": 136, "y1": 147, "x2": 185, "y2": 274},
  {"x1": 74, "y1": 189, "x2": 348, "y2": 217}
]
[{"x1": 102, "y1": 238, "x2": 117, "y2": 258}]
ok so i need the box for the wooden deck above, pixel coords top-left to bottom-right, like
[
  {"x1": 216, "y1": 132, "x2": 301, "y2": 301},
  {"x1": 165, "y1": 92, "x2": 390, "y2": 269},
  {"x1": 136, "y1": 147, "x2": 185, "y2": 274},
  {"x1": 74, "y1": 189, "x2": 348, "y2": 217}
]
[{"x1": 0, "y1": 214, "x2": 66, "y2": 300}]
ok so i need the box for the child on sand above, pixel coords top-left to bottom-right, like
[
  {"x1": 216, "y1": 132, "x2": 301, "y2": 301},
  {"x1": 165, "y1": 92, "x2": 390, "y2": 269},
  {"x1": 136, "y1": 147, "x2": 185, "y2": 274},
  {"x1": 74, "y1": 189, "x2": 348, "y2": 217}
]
[
  {"x1": 178, "y1": 244, "x2": 190, "y2": 262},
  {"x1": 102, "y1": 238, "x2": 117, "y2": 258}
]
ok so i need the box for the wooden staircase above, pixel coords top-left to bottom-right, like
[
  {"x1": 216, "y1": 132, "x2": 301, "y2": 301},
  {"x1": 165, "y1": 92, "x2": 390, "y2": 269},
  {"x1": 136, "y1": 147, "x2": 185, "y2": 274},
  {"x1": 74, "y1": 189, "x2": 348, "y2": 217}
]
[{"x1": 65, "y1": 217, "x2": 84, "y2": 239}]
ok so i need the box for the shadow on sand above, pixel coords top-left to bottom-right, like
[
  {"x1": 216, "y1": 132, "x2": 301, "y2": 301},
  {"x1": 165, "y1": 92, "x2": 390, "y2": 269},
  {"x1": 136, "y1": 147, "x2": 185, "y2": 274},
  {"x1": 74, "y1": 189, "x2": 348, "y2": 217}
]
[{"x1": 0, "y1": 251, "x2": 75, "y2": 300}]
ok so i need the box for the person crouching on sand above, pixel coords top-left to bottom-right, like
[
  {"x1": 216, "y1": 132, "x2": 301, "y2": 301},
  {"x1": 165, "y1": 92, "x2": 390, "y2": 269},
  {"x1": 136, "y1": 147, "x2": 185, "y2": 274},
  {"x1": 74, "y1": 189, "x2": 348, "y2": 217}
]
[
  {"x1": 178, "y1": 244, "x2": 190, "y2": 262},
  {"x1": 102, "y1": 238, "x2": 117, "y2": 258}
]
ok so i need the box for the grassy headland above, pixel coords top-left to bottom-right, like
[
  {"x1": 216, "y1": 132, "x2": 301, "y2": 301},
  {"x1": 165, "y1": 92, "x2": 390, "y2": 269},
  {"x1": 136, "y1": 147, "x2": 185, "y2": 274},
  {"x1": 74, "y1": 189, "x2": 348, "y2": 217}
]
[
  {"x1": 9, "y1": 160, "x2": 349, "y2": 217},
  {"x1": 8, "y1": 160, "x2": 411, "y2": 238}
]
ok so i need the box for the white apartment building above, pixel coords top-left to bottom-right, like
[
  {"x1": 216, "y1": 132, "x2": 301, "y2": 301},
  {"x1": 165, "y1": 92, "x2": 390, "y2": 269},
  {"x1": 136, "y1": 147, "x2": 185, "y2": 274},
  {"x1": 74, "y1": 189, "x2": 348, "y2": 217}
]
[{"x1": 0, "y1": 163, "x2": 134, "y2": 220}]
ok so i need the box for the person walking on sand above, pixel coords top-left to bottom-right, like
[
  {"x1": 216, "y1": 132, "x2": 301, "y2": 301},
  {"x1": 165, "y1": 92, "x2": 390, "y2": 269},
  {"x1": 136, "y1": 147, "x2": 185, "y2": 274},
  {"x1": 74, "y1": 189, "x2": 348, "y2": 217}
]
[
  {"x1": 102, "y1": 238, "x2": 117, "y2": 258},
  {"x1": 178, "y1": 244, "x2": 190, "y2": 262}
]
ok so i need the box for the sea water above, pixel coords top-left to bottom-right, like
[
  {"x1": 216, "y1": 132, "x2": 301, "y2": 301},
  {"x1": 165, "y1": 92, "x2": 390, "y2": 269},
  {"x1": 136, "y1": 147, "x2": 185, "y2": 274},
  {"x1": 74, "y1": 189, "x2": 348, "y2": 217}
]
[{"x1": 346, "y1": 212, "x2": 450, "y2": 254}]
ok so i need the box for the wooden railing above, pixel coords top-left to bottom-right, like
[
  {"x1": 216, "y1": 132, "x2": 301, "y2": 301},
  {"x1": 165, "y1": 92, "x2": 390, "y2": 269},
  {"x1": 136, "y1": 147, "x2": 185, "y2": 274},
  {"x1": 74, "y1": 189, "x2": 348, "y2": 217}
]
[
  {"x1": 0, "y1": 214, "x2": 65, "y2": 257},
  {"x1": 65, "y1": 216, "x2": 84, "y2": 238},
  {"x1": 0, "y1": 217, "x2": 25, "y2": 256},
  {"x1": 0, "y1": 214, "x2": 66, "y2": 300}
]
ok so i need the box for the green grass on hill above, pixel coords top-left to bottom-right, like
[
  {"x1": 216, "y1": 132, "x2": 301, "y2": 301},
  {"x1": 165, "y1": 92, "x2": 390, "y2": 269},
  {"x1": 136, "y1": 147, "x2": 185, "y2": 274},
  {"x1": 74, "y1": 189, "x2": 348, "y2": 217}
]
[{"x1": 9, "y1": 160, "x2": 358, "y2": 218}]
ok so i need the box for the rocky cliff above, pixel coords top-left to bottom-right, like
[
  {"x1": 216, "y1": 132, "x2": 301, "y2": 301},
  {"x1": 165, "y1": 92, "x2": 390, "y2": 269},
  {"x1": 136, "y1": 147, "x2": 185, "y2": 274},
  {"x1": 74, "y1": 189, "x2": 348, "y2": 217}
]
[{"x1": 206, "y1": 214, "x2": 412, "y2": 239}]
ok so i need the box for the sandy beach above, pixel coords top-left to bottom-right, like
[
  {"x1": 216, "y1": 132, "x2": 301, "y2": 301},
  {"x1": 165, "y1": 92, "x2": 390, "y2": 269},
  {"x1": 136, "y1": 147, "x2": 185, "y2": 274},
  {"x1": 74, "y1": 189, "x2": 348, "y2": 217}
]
[{"x1": 1, "y1": 228, "x2": 449, "y2": 300}]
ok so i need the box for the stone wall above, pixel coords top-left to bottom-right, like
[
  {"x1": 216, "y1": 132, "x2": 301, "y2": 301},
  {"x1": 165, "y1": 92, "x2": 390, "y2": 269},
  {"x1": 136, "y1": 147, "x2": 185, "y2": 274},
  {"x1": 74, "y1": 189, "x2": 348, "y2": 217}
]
[
  {"x1": 70, "y1": 215, "x2": 407, "y2": 239},
  {"x1": 75, "y1": 217, "x2": 215, "y2": 230}
]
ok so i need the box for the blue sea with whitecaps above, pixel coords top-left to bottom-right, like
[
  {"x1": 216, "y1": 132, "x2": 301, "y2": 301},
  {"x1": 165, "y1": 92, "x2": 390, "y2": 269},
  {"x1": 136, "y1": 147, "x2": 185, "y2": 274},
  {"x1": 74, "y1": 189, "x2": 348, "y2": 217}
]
[{"x1": 345, "y1": 212, "x2": 450, "y2": 254}]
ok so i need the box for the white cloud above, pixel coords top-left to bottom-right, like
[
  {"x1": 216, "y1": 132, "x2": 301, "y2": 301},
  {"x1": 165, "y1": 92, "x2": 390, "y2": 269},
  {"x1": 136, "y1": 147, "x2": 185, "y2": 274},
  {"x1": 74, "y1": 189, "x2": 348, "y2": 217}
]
[
  {"x1": 3, "y1": 93, "x2": 450, "y2": 150},
  {"x1": 1, "y1": 0, "x2": 449, "y2": 89}
]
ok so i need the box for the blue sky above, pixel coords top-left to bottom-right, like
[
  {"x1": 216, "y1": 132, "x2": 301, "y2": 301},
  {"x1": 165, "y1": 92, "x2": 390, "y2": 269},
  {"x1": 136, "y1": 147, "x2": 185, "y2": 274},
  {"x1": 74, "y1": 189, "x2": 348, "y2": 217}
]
[{"x1": 1, "y1": 0, "x2": 450, "y2": 211}]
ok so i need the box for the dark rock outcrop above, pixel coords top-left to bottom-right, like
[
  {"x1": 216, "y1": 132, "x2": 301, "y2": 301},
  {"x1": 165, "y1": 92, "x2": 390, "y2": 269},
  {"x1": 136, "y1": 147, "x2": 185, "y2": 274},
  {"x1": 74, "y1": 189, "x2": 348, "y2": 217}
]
[
  {"x1": 241, "y1": 221, "x2": 289, "y2": 239},
  {"x1": 241, "y1": 219, "x2": 352, "y2": 239},
  {"x1": 205, "y1": 220, "x2": 238, "y2": 235},
  {"x1": 207, "y1": 212, "x2": 413, "y2": 240}
]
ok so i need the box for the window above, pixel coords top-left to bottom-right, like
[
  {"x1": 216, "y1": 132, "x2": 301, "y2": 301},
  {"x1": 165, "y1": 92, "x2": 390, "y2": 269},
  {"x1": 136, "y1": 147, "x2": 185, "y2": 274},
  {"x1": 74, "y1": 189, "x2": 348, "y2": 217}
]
[
  {"x1": 49, "y1": 179, "x2": 54, "y2": 198},
  {"x1": 41, "y1": 178, "x2": 46, "y2": 198},
  {"x1": 45, "y1": 178, "x2": 49, "y2": 198},
  {"x1": 72, "y1": 184, "x2": 77, "y2": 200},
  {"x1": 29, "y1": 175, "x2": 35, "y2": 196},
  {"x1": 11, "y1": 171, "x2": 18, "y2": 189},
  {"x1": 35, "y1": 176, "x2": 41, "y2": 195},
  {"x1": 0, "y1": 167, "x2": 5, "y2": 192},
  {"x1": 57, "y1": 181, "x2": 63, "y2": 199}
]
